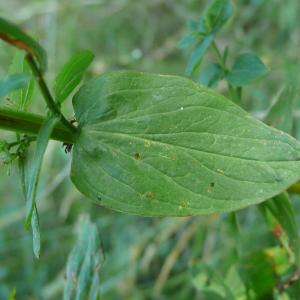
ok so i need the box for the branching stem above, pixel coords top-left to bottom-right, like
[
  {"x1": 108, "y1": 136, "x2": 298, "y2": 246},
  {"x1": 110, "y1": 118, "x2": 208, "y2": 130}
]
[
  {"x1": 211, "y1": 41, "x2": 240, "y2": 103},
  {"x1": 25, "y1": 54, "x2": 77, "y2": 134}
]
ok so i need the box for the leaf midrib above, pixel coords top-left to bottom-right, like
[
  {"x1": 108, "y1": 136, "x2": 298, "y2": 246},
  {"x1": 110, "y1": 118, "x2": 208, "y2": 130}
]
[{"x1": 85, "y1": 129, "x2": 300, "y2": 163}]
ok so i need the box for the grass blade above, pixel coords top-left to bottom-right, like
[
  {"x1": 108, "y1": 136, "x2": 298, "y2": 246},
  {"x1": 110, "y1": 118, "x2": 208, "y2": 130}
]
[
  {"x1": 25, "y1": 114, "x2": 59, "y2": 228},
  {"x1": 64, "y1": 214, "x2": 104, "y2": 300}
]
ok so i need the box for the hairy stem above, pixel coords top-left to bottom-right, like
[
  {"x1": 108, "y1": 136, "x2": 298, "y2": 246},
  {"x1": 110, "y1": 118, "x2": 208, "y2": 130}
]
[
  {"x1": 0, "y1": 108, "x2": 76, "y2": 143},
  {"x1": 25, "y1": 54, "x2": 77, "y2": 134}
]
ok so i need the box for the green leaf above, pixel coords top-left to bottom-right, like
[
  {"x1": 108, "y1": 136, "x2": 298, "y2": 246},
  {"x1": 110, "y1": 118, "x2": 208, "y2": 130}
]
[
  {"x1": 19, "y1": 146, "x2": 41, "y2": 259},
  {"x1": 0, "y1": 17, "x2": 47, "y2": 72},
  {"x1": 191, "y1": 264, "x2": 235, "y2": 299},
  {"x1": 54, "y1": 50, "x2": 94, "y2": 104},
  {"x1": 265, "y1": 86, "x2": 294, "y2": 134},
  {"x1": 182, "y1": 0, "x2": 233, "y2": 75},
  {"x1": 238, "y1": 251, "x2": 275, "y2": 298},
  {"x1": 64, "y1": 214, "x2": 103, "y2": 300},
  {"x1": 177, "y1": 33, "x2": 200, "y2": 49},
  {"x1": 186, "y1": 34, "x2": 214, "y2": 75},
  {"x1": 199, "y1": 63, "x2": 223, "y2": 87},
  {"x1": 0, "y1": 74, "x2": 31, "y2": 100},
  {"x1": 9, "y1": 50, "x2": 35, "y2": 111},
  {"x1": 7, "y1": 288, "x2": 16, "y2": 300},
  {"x1": 71, "y1": 71, "x2": 300, "y2": 217},
  {"x1": 25, "y1": 114, "x2": 58, "y2": 227},
  {"x1": 226, "y1": 53, "x2": 269, "y2": 87},
  {"x1": 200, "y1": 0, "x2": 233, "y2": 35},
  {"x1": 225, "y1": 266, "x2": 247, "y2": 299}
]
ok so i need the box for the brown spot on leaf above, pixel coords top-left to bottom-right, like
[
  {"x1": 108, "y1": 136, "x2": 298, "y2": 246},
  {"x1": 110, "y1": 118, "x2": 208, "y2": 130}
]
[
  {"x1": 207, "y1": 182, "x2": 215, "y2": 193},
  {"x1": 144, "y1": 192, "x2": 154, "y2": 199},
  {"x1": 272, "y1": 223, "x2": 283, "y2": 238},
  {"x1": 0, "y1": 33, "x2": 33, "y2": 54},
  {"x1": 134, "y1": 152, "x2": 141, "y2": 160}
]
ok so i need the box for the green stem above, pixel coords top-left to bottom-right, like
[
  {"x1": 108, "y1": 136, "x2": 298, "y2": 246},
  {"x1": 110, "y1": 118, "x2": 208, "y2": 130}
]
[
  {"x1": 211, "y1": 41, "x2": 226, "y2": 70},
  {"x1": 25, "y1": 54, "x2": 77, "y2": 134},
  {"x1": 8, "y1": 136, "x2": 36, "y2": 150},
  {"x1": 0, "y1": 108, "x2": 76, "y2": 143},
  {"x1": 211, "y1": 41, "x2": 240, "y2": 103}
]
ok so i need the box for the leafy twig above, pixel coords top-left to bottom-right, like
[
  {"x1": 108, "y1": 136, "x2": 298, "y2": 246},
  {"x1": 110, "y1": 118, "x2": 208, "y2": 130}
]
[{"x1": 25, "y1": 54, "x2": 77, "y2": 134}]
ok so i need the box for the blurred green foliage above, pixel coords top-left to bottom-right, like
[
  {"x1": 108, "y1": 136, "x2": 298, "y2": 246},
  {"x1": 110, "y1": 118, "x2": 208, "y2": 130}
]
[{"x1": 1, "y1": 0, "x2": 300, "y2": 299}]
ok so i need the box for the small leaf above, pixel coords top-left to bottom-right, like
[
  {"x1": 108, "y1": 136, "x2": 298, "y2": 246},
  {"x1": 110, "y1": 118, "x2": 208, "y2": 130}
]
[
  {"x1": 19, "y1": 148, "x2": 41, "y2": 259},
  {"x1": 224, "y1": 266, "x2": 246, "y2": 298},
  {"x1": 9, "y1": 50, "x2": 35, "y2": 111},
  {"x1": 181, "y1": 0, "x2": 233, "y2": 74},
  {"x1": 64, "y1": 214, "x2": 103, "y2": 300},
  {"x1": 177, "y1": 33, "x2": 199, "y2": 49},
  {"x1": 186, "y1": 34, "x2": 214, "y2": 75},
  {"x1": 0, "y1": 17, "x2": 47, "y2": 72},
  {"x1": 265, "y1": 86, "x2": 294, "y2": 134},
  {"x1": 187, "y1": 19, "x2": 198, "y2": 31},
  {"x1": 226, "y1": 53, "x2": 269, "y2": 87},
  {"x1": 191, "y1": 264, "x2": 235, "y2": 299},
  {"x1": 25, "y1": 114, "x2": 58, "y2": 227},
  {"x1": 54, "y1": 50, "x2": 94, "y2": 103},
  {"x1": 200, "y1": 0, "x2": 233, "y2": 35},
  {"x1": 199, "y1": 63, "x2": 223, "y2": 87},
  {"x1": 71, "y1": 71, "x2": 300, "y2": 217},
  {"x1": 0, "y1": 74, "x2": 31, "y2": 100}
]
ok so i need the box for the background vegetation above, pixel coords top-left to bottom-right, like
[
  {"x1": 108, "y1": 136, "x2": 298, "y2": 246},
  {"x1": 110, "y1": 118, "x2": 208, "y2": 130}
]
[{"x1": 1, "y1": 0, "x2": 300, "y2": 299}]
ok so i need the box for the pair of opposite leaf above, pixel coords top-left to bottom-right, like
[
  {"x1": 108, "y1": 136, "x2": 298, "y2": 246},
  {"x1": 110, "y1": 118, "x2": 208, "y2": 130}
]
[{"x1": 1, "y1": 16, "x2": 300, "y2": 219}]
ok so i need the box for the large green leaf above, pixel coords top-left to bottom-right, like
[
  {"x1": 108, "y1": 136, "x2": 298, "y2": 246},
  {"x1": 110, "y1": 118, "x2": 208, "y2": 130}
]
[
  {"x1": 71, "y1": 71, "x2": 300, "y2": 216},
  {"x1": 54, "y1": 50, "x2": 94, "y2": 104},
  {"x1": 0, "y1": 17, "x2": 47, "y2": 72}
]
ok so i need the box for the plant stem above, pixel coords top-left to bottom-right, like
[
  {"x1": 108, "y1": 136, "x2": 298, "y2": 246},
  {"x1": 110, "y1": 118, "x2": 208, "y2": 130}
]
[
  {"x1": 8, "y1": 136, "x2": 36, "y2": 150},
  {"x1": 25, "y1": 54, "x2": 77, "y2": 134},
  {"x1": 211, "y1": 41, "x2": 240, "y2": 103},
  {"x1": 211, "y1": 41, "x2": 226, "y2": 70},
  {"x1": 0, "y1": 108, "x2": 76, "y2": 143}
]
